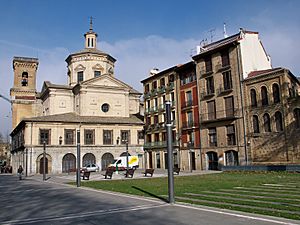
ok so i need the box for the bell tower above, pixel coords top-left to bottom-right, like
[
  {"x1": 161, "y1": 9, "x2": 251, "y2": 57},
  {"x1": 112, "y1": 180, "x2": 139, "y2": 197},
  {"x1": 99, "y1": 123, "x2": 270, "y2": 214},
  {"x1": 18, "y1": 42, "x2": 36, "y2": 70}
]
[
  {"x1": 10, "y1": 57, "x2": 39, "y2": 129},
  {"x1": 84, "y1": 17, "x2": 98, "y2": 49}
]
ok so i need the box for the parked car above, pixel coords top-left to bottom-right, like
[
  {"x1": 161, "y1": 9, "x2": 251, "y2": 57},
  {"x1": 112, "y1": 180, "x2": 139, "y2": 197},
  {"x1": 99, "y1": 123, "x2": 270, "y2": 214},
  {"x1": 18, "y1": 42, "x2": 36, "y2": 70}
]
[{"x1": 82, "y1": 163, "x2": 99, "y2": 172}]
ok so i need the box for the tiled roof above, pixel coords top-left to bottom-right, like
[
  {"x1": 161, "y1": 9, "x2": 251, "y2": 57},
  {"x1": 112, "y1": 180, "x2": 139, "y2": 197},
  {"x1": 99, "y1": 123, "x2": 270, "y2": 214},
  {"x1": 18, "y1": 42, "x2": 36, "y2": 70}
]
[
  {"x1": 44, "y1": 81, "x2": 72, "y2": 90},
  {"x1": 23, "y1": 112, "x2": 144, "y2": 125},
  {"x1": 247, "y1": 68, "x2": 283, "y2": 78}
]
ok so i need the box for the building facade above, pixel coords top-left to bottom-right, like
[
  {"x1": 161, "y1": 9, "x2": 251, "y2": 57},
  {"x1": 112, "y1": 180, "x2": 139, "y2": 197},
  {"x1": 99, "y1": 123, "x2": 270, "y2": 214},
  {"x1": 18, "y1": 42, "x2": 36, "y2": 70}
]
[
  {"x1": 243, "y1": 68, "x2": 300, "y2": 164},
  {"x1": 10, "y1": 23, "x2": 145, "y2": 174}
]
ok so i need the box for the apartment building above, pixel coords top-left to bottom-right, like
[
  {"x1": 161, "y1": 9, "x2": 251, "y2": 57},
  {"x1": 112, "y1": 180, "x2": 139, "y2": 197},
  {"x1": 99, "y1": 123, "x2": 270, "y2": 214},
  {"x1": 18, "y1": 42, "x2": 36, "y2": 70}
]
[{"x1": 141, "y1": 67, "x2": 179, "y2": 169}]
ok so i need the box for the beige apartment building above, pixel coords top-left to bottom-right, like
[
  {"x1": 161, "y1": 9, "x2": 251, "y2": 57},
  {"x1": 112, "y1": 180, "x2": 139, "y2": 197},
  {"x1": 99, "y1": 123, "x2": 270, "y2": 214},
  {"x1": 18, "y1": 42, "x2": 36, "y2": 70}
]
[{"x1": 10, "y1": 23, "x2": 144, "y2": 174}]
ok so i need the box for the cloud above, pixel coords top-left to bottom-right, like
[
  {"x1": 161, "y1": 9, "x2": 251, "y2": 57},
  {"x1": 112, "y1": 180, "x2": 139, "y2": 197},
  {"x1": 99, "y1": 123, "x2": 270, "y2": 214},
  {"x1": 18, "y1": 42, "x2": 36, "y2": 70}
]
[{"x1": 101, "y1": 35, "x2": 198, "y2": 91}]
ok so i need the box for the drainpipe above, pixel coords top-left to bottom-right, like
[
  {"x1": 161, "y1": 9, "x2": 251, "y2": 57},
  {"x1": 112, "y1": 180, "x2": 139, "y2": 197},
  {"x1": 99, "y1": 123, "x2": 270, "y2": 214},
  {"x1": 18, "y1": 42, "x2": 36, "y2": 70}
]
[{"x1": 235, "y1": 44, "x2": 248, "y2": 165}]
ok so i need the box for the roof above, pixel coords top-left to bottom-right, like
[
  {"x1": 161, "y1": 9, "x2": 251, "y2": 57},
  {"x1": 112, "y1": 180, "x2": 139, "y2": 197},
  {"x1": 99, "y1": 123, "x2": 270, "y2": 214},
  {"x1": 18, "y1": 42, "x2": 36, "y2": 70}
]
[
  {"x1": 141, "y1": 65, "x2": 177, "y2": 83},
  {"x1": 247, "y1": 68, "x2": 283, "y2": 78},
  {"x1": 22, "y1": 112, "x2": 144, "y2": 125},
  {"x1": 65, "y1": 48, "x2": 116, "y2": 63},
  {"x1": 43, "y1": 81, "x2": 72, "y2": 90},
  {"x1": 192, "y1": 29, "x2": 258, "y2": 60}
]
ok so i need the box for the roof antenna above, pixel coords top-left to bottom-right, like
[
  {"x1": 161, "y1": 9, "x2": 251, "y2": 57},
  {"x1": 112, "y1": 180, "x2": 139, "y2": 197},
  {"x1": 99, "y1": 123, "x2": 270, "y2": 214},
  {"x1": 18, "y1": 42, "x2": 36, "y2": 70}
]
[
  {"x1": 223, "y1": 23, "x2": 228, "y2": 38},
  {"x1": 208, "y1": 29, "x2": 215, "y2": 43}
]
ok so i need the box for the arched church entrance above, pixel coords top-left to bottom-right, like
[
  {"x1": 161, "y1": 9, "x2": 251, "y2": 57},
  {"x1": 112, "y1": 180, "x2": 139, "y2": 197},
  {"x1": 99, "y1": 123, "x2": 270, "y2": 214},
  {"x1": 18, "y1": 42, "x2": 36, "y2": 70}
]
[{"x1": 36, "y1": 154, "x2": 52, "y2": 174}]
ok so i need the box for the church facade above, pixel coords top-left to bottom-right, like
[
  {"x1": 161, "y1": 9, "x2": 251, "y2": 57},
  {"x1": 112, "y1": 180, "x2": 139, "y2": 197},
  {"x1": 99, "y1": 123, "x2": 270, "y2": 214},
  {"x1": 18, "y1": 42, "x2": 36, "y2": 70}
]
[{"x1": 10, "y1": 23, "x2": 145, "y2": 174}]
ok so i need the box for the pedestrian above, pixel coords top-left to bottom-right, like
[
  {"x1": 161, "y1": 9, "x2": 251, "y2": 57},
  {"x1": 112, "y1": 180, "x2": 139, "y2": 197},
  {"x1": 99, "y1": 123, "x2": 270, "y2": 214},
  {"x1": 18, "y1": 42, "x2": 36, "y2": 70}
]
[{"x1": 17, "y1": 165, "x2": 23, "y2": 180}]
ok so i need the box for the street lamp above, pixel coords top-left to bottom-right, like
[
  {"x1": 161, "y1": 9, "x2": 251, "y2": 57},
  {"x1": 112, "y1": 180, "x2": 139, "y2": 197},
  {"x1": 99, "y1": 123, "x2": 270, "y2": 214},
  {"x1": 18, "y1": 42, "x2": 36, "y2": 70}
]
[
  {"x1": 188, "y1": 141, "x2": 193, "y2": 173},
  {"x1": 124, "y1": 140, "x2": 129, "y2": 171},
  {"x1": 43, "y1": 140, "x2": 46, "y2": 181}
]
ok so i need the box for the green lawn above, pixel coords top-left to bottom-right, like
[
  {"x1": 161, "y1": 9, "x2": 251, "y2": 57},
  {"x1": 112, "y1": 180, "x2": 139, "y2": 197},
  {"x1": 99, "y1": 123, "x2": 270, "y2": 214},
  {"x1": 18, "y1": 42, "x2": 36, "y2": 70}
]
[{"x1": 78, "y1": 172, "x2": 300, "y2": 220}]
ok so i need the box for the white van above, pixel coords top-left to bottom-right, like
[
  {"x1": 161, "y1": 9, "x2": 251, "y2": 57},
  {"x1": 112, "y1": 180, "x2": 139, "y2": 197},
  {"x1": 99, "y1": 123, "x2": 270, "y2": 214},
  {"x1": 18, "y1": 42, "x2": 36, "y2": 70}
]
[{"x1": 108, "y1": 156, "x2": 139, "y2": 170}]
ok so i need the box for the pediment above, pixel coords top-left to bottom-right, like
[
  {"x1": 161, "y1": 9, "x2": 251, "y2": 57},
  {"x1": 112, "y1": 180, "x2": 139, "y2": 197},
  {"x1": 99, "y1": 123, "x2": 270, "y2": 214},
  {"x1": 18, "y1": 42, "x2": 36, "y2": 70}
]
[
  {"x1": 74, "y1": 64, "x2": 86, "y2": 71},
  {"x1": 81, "y1": 74, "x2": 131, "y2": 89}
]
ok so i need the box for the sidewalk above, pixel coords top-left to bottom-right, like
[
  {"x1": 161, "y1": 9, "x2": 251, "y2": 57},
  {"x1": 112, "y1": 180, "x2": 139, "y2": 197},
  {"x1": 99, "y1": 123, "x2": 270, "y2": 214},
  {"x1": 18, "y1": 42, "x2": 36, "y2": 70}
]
[{"x1": 28, "y1": 169, "x2": 222, "y2": 184}]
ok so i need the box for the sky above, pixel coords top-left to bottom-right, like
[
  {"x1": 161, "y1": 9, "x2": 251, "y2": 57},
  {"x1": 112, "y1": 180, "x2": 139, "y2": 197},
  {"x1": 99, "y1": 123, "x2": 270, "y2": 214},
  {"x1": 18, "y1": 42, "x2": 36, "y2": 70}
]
[{"x1": 0, "y1": 0, "x2": 300, "y2": 136}]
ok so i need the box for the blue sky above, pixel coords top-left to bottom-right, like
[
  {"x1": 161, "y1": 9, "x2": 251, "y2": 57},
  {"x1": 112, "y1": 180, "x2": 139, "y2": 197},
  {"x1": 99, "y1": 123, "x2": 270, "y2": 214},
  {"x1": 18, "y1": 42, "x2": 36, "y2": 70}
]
[{"x1": 0, "y1": 0, "x2": 300, "y2": 136}]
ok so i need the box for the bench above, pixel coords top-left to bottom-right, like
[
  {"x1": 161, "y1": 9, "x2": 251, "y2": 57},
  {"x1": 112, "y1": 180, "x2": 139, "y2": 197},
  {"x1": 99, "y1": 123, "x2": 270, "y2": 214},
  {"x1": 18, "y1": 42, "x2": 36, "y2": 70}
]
[
  {"x1": 173, "y1": 167, "x2": 180, "y2": 175},
  {"x1": 125, "y1": 168, "x2": 135, "y2": 178},
  {"x1": 143, "y1": 168, "x2": 154, "y2": 177},
  {"x1": 80, "y1": 170, "x2": 90, "y2": 180},
  {"x1": 103, "y1": 169, "x2": 114, "y2": 179}
]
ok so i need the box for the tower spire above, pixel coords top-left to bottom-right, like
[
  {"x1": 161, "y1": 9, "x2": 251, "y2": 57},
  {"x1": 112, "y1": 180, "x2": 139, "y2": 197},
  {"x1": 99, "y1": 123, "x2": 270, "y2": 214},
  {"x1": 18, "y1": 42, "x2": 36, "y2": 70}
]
[{"x1": 89, "y1": 16, "x2": 93, "y2": 31}]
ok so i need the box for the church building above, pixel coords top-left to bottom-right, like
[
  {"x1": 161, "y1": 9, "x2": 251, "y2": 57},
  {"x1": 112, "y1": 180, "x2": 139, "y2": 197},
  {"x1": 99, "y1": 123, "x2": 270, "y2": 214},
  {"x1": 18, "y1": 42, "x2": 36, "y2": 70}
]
[{"x1": 10, "y1": 21, "x2": 145, "y2": 174}]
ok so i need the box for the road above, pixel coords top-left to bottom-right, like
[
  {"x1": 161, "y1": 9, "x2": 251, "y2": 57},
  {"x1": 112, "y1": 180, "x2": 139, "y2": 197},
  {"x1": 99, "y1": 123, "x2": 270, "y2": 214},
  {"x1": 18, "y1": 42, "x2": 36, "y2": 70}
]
[{"x1": 0, "y1": 174, "x2": 299, "y2": 225}]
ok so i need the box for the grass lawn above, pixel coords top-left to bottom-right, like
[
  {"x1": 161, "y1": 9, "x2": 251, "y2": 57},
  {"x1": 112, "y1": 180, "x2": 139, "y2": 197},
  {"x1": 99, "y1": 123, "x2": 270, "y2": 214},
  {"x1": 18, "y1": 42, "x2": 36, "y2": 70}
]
[{"x1": 78, "y1": 171, "x2": 300, "y2": 220}]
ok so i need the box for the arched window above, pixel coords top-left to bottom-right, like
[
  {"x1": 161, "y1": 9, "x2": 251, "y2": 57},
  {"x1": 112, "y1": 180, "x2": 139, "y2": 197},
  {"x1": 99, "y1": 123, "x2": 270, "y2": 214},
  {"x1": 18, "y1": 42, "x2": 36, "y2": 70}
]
[
  {"x1": 275, "y1": 111, "x2": 283, "y2": 131},
  {"x1": 21, "y1": 72, "x2": 28, "y2": 86},
  {"x1": 253, "y1": 115, "x2": 260, "y2": 133},
  {"x1": 250, "y1": 89, "x2": 257, "y2": 107},
  {"x1": 263, "y1": 113, "x2": 271, "y2": 132},
  {"x1": 294, "y1": 108, "x2": 300, "y2": 128},
  {"x1": 261, "y1": 86, "x2": 268, "y2": 106},
  {"x1": 272, "y1": 83, "x2": 280, "y2": 103}
]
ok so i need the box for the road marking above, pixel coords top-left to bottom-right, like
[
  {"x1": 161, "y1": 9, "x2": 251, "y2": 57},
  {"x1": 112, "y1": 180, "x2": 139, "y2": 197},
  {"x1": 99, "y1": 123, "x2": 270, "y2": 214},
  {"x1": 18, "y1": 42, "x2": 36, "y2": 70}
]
[
  {"x1": 0, "y1": 204, "x2": 166, "y2": 225},
  {"x1": 176, "y1": 204, "x2": 299, "y2": 225}
]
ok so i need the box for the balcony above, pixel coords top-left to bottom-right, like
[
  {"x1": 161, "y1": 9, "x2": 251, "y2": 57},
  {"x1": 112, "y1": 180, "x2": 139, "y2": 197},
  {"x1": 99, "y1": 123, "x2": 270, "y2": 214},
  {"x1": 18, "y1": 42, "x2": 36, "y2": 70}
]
[
  {"x1": 158, "y1": 86, "x2": 166, "y2": 94},
  {"x1": 199, "y1": 66, "x2": 213, "y2": 77},
  {"x1": 150, "y1": 89, "x2": 158, "y2": 97},
  {"x1": 150, "y1": 106, "x2": 158, "y2": 114},
  {"x1": 166, "y1": 82, "x2": 175, "y2": 92},
  {"x1": 200, "y1": 108, "x2": 239, "y2": 123},
  {"x1": 144, "y1": 92, "x2": 151, "y2": 99},
  {"x1": 200, "y1": 90, "x2": 215, "y2": 100},
  {"x1": 144, "y1": 140, "x2": 179, "y2": 149},
  {"x1": 158, "y1": 104, "x2": 165, "y2": 112},
  {"x1": 217, "y1": 85, "x2": 233, "y2": 96},
  {"x1": 215, "y1": 63, "x2": 231, "y2": 72},
  {"x1": 181, "y1": 100, "x2": 195, "y2": 109},
  {"x1": 182, "y1": 120, "x2": 199, "y2": 129},
  {"x1": 144, "y1": 107, "x2": 151, "y2": 115}
]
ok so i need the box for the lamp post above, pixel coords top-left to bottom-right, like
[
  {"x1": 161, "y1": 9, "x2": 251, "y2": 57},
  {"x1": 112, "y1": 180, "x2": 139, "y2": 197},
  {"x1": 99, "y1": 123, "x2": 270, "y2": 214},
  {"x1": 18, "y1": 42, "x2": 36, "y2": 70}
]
[
  {"x1": 76, "y1": 129, "x2": 81, "y2": 187},
  {"x1": 43, "y1": 140, "x2": 46, "y2": 181},
  {"x1": 125, "y1": 140, "x2": 129, "y2": 171},
  {"x1": 189, "y1": 142, "x2": 193, "y2": 173}
]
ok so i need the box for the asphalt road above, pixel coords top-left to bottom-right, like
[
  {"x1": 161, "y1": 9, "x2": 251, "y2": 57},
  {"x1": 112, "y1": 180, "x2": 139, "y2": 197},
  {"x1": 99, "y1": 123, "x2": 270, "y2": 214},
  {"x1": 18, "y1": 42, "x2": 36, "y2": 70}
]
[{"x1": 0, "y1": 174, "x2": 299, "y2": 225}]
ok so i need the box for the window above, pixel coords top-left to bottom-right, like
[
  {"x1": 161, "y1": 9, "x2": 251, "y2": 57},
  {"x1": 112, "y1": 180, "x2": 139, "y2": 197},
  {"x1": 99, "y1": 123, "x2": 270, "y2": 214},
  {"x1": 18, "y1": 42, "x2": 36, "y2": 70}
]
[
  {"x1": 208, "y1": 128, "x2": 217, "y2": 147},
  {"x1": 205, "y1": 56, "x2": 212, "y2": 72},
  {"x1": 154, "y1": 133, "x2": 159, "y2": 142},
  {"x1": 250, "y1": 89, "x2": 257, "y2": 107},
  {"x1": 94, "y1": 70, "x2": 101, "y2": 77},
  {"x1": 169, "y1": 74, "x2": 174, "y2": 82},
  {"x1": 253, "y1": 115, "x2": 260, "y2": 133},
  {"x1": 121, "y1": 130, "x2": 130, "y2": 144},
  {"x1": 275, "y1": 111, "x2": 283, "y2": 132},
  {"x1": 145, "y1": 84, "x2": 149, "y2": 93},
  {"x1": 226, "y1": 125, "x2": 236, "y2": 145},
  {"x1": 261, "y1": 86, "x2": 268, "y2": 106},
  {"x1": 188, "y1": 131, "x2": 195, "y2": 145},
  {"x1": 40, "y1": 129, "x2": 51, "y2": 145},
  {"x1": 103, "y1": 130, "x2": 113, "y2": 145},
  {"x1": 171, "y1": 111, "x2": 176, "y2": 121},
  {"x1": 21, "y1": 72, "x2": 28, "y2": 86},
  {"x1": 77, "y1": 71, "x2": 84, "y2": 83},
  {"x1": 272, "y1": 83, "x2": 280, "y2": 104},
  {"x1": 84, "y1": 129, "x2": 95, "y2": 145},
  {"x1": 101, "y1": 103, "x2": 110, "y2": 113},
  {"x1": 225, "y1": 96, "x2": 234, "y2": 117},
  {"x1": 146, "y1": 116, "x2": 151, "y2": 125},
  {"x1": 263, "y1": 113, "x2": 271, "y2": 132},
  {"x1": 65, "y1": 129, "x2": 75, "y2": 145},
  {"x1": 137, "y1": 131, "x2": 144, "y2": 144},
  {"x1": 154, "y1": 115, "x2": 159, "y2": 124},
  {"x1": 186, "y1": 91, "x2": 192, "y2": 106},
  {"x1": 223, "y1": 71, "x2": 232, "y2": 90},
  {"x1": 221, "y1": 50, "x2": 230, "y2": 67},
  {"x1": 207, "y1": 100, "x2": 216, "y2": 120},
  {"x1": 206, "y1": 76, "x2": 214, "y2": 94},
  {"x1": 156, "y1": 153, "x2": 161, "y2": 168},
  {"x1": 294, "y1": 108, "x2": 300, "y2": 128},
  {"x1": 152, "y1": 81, "x2": 157, "y2": 89},
  {"x1": 160, "y1": 77, "x2": 165, "y2": 87},
  {"x1": 187, "y1": 111, "x2": 193, "y2": 126}
]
